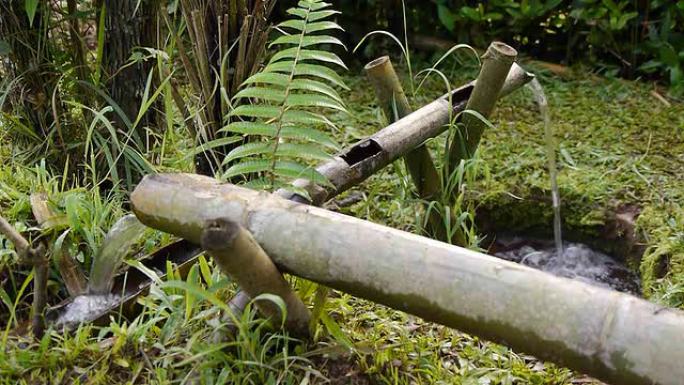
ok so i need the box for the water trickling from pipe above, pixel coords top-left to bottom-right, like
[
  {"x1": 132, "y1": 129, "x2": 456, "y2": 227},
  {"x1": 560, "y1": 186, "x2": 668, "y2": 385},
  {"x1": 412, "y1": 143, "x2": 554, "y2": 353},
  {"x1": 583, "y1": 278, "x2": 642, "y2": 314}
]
[
  {"x1": 527, "y1": 78, "x2": 563, "y2": 255},
  {"x1": 88, "y1": 214, "x2": 146, "y2": 295}
]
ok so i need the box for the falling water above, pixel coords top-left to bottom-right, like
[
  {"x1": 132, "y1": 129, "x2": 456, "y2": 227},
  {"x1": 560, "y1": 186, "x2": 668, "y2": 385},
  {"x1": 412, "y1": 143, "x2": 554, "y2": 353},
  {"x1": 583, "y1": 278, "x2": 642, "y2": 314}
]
[
  {"x1": 88, "y1": 214, "x2": 146, "y2": 295},
  {"x1": 55, "y1": 294, "x2": 121, "y2": 327},
  {"x1": 527, "y1": 78, "x2": 563, "y2": 254}
]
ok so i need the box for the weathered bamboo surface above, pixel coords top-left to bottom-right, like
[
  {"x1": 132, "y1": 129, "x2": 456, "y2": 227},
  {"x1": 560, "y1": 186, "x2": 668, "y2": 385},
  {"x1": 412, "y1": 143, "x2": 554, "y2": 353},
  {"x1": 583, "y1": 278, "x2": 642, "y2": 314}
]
[
  {"x1": 132, "y1": 173, "x2": 684, "y2": 385},
  {"x1": 279, "y1": 62, "x2": 534, "y2": 205}
]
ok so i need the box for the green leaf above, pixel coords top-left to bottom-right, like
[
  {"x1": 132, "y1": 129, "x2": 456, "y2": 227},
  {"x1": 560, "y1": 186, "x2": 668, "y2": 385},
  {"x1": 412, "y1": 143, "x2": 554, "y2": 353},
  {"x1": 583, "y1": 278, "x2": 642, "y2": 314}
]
[
  {"x1": 278, "y1": 20, "x2": 343, "y2": 34},
  {"x1": 272, "y1": 142, "x2": 332, "y2": 161},
  {"x1": 320, "y1": 312, "x2": 354, "y2": 349},
  {"x1": 223, "y1": 142, "x2": 275, "y2": 164},
  {"x1": 287, "y1": 9, "x2": 340, "y2": 22},
  {"x1": 438, "y1": 5, "x2": 456, "y2": 32},
  {"x1": 224, "y1": 159, "x2": 272, "y2": 179},
  {"x1": 273, "y1": 161, "x2": 328, "y2": 184},
  {"x1": 286, "y1": 93, "x2": 346, "y2": 112},
  {"x1": 243, "y1": 72, "x2": 290, "y2": 87},
  {"x1": 25, "y1": 0, "x2": 38, "y2": 27},
  {"x1": 270, "y1": 35, "x2": 344, "y2": 49},
  {"x1": 270, "y1": 48, "x2": 348, "y2": 69},
  {"x1": 222, "y1": 123, "x2": 338, "y2": 149},
  {"x1": 290, "y1": 78, "x2": 344, "y2": 102},
  {"x1": 266, "y1": 61, "x2": 349, "y2": 89},
  {"x1": 221, "y1": 122, "x2": 277, "y2": 136},
  {"x1": 233, "y1": 87, "x2": 287, "y2": 103},
  {"x1": 0, "y1": 40, "x2": 11, "y2": 56},
  {"x1": 229, "y1": 105, "x2": 280, "y2": 119},
  {"x1": 281, "y1": 126, "x2": 338, "y2": 149}
]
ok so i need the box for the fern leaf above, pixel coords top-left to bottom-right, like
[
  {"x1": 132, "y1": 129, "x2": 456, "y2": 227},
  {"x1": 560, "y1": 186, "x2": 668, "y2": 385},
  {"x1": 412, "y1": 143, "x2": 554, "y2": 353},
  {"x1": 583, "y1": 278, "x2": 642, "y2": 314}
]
[
  {"x1": 270, "y1": 48, "x2": 348, "y2": 69},
  {"x1": 269, "y1": 35, "x2": 344, "y2": 48},
  {"x1": 222, "y1": 0, "x2": 348, "y2": 191}
]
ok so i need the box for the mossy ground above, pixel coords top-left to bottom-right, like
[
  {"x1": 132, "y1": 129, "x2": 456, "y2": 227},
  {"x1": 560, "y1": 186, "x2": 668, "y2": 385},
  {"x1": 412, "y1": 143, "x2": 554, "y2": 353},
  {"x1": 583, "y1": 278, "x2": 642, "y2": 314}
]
[{"x1": 1, "y1": 60, "x2": 682, "y2": 384}]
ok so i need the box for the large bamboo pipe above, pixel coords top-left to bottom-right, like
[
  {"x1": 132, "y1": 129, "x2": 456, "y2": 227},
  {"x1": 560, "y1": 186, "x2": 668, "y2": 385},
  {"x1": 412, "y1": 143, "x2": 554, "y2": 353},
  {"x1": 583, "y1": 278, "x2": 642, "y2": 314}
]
[{"x1": 132, "y1": 173, "x2": 684, "y2": 385}]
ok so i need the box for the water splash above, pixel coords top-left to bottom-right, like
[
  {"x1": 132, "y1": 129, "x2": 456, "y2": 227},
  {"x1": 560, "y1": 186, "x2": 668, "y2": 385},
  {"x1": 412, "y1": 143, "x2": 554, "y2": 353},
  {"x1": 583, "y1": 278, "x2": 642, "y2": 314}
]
[
  {"x1": 88, "y1": 214, "x2": 146, "y2": 295},
  {"x1": 55, "y1": 294, "x2": 121, "y2": 327},
  {"x1": 527, "y1": 78, "x2": 563, "y2": 255},
  {"x1": 495, "y1": 239, "x2": 640, "y2": 294}
]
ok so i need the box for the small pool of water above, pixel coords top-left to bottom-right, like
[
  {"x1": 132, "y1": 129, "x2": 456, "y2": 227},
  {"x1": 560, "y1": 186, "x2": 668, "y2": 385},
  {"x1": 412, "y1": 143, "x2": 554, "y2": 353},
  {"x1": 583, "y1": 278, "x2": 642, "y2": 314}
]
[{"x1": 491, "y1": 237, "x2": 641, "y2": 295}]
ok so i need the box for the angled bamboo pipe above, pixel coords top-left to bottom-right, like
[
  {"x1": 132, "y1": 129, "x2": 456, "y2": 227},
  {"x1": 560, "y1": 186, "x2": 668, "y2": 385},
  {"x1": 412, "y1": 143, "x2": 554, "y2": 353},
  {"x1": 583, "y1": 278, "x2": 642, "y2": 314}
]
[{"x1": 279, "y1": 61, "x2": 534, "y2": 206}]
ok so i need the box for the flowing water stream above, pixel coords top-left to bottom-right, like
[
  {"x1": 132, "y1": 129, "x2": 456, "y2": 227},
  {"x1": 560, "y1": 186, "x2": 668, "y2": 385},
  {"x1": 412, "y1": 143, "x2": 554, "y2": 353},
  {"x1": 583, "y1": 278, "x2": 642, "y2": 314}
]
[
  {"x1": 527, "y1": 78, "x2": 563, "y2": 255},
  {"x1": 488, "y1": 79, "x2": 641, "y2": 294},
  {"x1": 88, "y1": 214, "x2": 146, "y2": 295}
]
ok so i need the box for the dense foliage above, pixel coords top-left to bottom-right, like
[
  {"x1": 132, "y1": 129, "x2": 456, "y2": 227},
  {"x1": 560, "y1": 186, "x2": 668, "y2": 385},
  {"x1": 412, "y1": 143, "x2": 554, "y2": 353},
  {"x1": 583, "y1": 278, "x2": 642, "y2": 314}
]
[{"x1": 336, "y1": 0, "x2": 684, "y2": 93}]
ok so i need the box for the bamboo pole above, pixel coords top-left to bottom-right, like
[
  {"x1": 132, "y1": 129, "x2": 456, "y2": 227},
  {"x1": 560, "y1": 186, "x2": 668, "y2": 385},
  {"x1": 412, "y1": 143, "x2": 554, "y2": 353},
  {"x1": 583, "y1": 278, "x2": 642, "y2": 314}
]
[
  {"x1": 132, "y1": 173, "x2": 684, "y2": 385},
  {"x1": 279, "y1": 62, "x2": 534, "y2": 206},
  {"x1": 201, "y1": 218, "x2": 311, "y2": 338},
  {"x1": 365, "y1": 56, "x2": 441, "y2": 201},
  {"x1": 364, "y1": 56, "x2": 457, "y2": 243},
  {"x1": 0, "y1": 215, "x2": 47, "y2": 338},
  {"x1": 446, "y1": 42, "x2": 517, "y2": 171}
]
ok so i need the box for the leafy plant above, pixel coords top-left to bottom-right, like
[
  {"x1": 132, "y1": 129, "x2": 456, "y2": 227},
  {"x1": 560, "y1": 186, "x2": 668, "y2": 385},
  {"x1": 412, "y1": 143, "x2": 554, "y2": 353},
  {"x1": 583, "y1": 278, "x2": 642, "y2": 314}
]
[{"x1": 220, "y1": 0, "x2": 348, "y2": 192}]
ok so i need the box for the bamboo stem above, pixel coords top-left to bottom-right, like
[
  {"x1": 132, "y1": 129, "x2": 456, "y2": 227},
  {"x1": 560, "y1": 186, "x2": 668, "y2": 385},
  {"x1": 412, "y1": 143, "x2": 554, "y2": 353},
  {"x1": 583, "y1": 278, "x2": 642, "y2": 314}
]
[
  {"x1": 279, "y1": 63, "x2": 534, "y2": 206},
  {"x1": 201, "y1": 218, "x2": 311, "y2": 338},
  {"x1": 365, "y1": 56, "x2": 440, "y2": 200},
  {"x1": 365, "y1": 56, "x2": 455, "y2": 242},
  {"x1": 132, "y1": 174, "x2": 684, "y2": 385},
  {"x1": 446, "y1": 42, "x2": 517, "y2": 172},
  {"x1": 0, "y1": 214, "x2": 47, "y2": 338}
]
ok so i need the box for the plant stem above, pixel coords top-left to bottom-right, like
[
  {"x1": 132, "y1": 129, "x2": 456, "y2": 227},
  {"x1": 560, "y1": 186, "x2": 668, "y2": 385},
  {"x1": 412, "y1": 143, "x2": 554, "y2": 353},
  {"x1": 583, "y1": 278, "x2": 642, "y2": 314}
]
[{"x1": 0, "y1": 214, "x2": 47, "y2": 338}]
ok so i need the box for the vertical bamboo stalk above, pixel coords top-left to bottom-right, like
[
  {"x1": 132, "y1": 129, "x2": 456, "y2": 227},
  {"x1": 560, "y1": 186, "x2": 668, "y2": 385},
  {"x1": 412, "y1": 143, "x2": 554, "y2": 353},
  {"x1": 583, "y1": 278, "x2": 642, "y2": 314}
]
[
  {"x1": 365, "y1": 56, "x2": 451, "y2": 241},
  {"x1": 365, "y1": 56, "x2": 441, "y2": 200},
  {"x1": 0, "y1": 215, "x2": 47, "y2": 338},
  {"x1": 201, "y1": 218, "x2": 311, "y2": 338},
  {"x1": 446, "y1": 42, "x2": 517, "y2": 170}
]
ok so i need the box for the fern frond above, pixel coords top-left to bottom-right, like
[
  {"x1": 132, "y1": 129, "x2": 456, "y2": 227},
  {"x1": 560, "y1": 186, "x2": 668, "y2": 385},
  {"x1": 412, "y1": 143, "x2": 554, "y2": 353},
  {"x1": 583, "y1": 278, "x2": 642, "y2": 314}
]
[{"x1": 218, "y1": 0, "x2": 348, "y2": 191}]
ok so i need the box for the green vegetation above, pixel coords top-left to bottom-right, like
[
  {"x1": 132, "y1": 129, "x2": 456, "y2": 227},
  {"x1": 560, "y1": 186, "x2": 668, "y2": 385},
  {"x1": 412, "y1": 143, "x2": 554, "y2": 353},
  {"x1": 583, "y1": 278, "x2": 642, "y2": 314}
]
[
  {"x1": 1, "y1": 0, "x2": 683, "y2": 383},
  {"x1": 339, "y1": 0, "x2": 684, "y2": 94}
]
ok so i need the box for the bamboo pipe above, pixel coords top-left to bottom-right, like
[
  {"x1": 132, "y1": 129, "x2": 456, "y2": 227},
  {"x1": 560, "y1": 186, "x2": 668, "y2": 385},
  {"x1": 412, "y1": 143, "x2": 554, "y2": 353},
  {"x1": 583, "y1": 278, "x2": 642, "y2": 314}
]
[
  {"x1": 132, "y1": 173, "x2": 684, "y2": 385},
  {"x1": 447, "y1": 42, "x2": 517, "y2": 170},
  {"x1": 365, "y1": 56, "x2": 441, "y2": 202},
  {"x1": 279, "y1": 62, "x2": 534, "y2": 206},
  {"x1": 364, "y1": 56, "x2": 457, "y2": 243},
  {"x1": 201, "y1": 218, "x2": 311, "y2": 338}
]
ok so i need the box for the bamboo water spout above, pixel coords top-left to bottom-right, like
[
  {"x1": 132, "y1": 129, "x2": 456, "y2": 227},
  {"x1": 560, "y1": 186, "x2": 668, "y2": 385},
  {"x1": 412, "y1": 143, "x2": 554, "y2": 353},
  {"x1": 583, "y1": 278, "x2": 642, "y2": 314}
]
[
  {"x1": 278, "y1": 62, "x2": 534, "y2": 205},
  {"x1": 132, "y1": 173, "x2": 684, "y2": 385}
]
